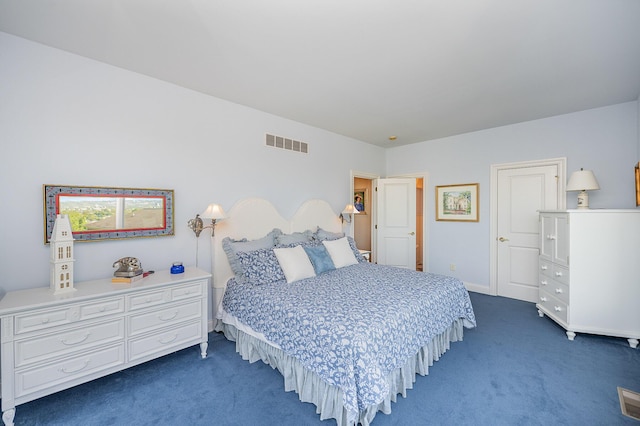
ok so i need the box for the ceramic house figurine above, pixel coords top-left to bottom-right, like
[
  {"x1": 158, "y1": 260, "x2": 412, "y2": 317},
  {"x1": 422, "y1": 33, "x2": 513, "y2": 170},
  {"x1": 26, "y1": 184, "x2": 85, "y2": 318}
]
[{"x1": 50, "y1": 214, "x2": 76, "y2": 294}]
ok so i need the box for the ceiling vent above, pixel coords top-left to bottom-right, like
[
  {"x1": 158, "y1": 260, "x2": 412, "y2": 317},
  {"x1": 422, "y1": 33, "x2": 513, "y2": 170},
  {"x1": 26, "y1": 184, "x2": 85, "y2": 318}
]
[{"x1": 266, "y1": 133, "x2": 308, "y2": 154}]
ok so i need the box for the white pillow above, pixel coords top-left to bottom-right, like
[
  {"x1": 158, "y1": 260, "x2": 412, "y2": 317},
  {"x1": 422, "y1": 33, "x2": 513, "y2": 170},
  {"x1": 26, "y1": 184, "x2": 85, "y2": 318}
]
[
  {"x1": 322, "y1": 237, "x2": 358, "y2": 268},
  {"x1": 273, "y1": 245, "x2": 316, "y2": 283}
]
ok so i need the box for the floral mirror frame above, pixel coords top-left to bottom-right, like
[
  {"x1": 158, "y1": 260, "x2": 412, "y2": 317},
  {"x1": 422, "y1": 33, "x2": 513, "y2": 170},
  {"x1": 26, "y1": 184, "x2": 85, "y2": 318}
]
[{"x1": 44, "y1": 184, "x2": 174, "y2": 243}]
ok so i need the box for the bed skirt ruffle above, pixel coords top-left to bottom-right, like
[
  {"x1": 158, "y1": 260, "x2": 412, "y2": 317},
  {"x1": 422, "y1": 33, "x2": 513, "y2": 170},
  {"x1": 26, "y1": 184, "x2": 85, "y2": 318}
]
[{"x1": 214, "y1": 318, "x2": 465, "y2": 426}]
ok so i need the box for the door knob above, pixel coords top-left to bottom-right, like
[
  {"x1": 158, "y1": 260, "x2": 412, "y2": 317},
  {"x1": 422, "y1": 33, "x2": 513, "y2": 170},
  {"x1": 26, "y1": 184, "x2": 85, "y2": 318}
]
[
  {"x1": 409, "y1": 231, "x2": 415, "y2": 236},
  {"x1": 498, "y1": 237, "x2": 509, "y2": 242}
]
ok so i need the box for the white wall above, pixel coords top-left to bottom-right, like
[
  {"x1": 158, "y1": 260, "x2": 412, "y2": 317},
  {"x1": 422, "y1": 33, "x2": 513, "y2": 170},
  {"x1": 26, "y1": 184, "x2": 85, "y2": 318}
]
[
  {"x1": 386, "y1": 101, "x2": 639, "y2": 289},
  {"x1": 0, "y1": 33, "x2": 385, "y2": 298},
  {"x1": 1, "y1": 31, "x2": 638, "y2": 304}
]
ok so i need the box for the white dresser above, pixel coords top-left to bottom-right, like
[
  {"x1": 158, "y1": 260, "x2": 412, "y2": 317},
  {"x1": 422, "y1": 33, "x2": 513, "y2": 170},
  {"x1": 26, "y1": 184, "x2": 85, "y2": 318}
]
[
  {"x1": 0, "y1": 268, "x2": 210, "y2": 426},
  {"x1": 537, "y1": 210, "x2": 640, "y2": 348}
]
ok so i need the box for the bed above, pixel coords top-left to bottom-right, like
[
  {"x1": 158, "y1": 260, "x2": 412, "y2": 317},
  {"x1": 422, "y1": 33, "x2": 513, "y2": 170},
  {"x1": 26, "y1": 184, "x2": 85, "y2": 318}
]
[{"x1": 212, "y1": 198, "x2": 476, "y2": 425}]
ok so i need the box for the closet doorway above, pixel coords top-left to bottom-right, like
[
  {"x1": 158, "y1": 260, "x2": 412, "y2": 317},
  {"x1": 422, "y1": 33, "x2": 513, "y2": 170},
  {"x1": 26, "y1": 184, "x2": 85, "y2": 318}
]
[
  {"x1": 351, "y1": 174, "x2": 425, "y2": 271},
  {"x1": 353, "y1": 177, "x2": 373, "y2": 255}
]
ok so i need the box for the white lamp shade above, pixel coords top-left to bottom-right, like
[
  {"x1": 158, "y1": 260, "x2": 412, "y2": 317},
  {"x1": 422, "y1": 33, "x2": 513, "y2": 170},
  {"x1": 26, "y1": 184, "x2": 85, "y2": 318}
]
[
  {"x1": 200, "y1": 203, "x2": 227, "y2": 220},
  {"x1": 566, "y1": 169, "x2": 600, "y2": 192},
  {"x1": 342, "y1": 204, "x2": 359, "y2": 215}
]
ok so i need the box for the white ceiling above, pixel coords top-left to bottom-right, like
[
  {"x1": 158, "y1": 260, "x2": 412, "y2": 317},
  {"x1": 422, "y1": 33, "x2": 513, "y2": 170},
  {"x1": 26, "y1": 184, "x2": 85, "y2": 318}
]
[{"x1": 1, "y1": 0, "x2": 639, "y2": 147}]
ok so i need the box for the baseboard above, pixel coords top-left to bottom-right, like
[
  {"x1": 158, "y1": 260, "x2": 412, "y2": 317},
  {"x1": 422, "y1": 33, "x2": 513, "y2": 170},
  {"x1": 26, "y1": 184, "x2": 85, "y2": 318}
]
[{"x1": 464, "y1": 281, "x2": 493, "y2": 295}]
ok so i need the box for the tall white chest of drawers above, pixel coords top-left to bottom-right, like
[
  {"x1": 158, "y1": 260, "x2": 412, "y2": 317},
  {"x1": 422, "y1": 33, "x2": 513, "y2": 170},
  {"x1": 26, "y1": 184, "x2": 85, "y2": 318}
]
[
  {"x1": 537, "y1": 210, "x2": 640, "y2": 348},
  {"x1": 0, "y1": 268, "x2": 211, "y2": 426}
]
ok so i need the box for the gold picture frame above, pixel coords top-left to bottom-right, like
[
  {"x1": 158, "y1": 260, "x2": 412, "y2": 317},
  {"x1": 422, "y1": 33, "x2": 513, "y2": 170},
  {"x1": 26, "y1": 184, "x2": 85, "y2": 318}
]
[{"x1": 436, "y1": 183, "x2": 479, "y2": 222}]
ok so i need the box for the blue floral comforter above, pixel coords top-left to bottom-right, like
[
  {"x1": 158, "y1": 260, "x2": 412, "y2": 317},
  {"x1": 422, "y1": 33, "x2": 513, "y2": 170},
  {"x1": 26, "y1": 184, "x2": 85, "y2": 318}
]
[{"x1": 222, "y1": 262, "x2": 476, "y2": 416}]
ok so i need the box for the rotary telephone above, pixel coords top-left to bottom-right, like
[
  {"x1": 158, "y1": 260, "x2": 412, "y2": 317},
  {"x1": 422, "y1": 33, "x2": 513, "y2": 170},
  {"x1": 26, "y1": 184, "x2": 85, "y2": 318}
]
[{"x1": 112, "y1": 257, "x2": 143, "y2": 277}]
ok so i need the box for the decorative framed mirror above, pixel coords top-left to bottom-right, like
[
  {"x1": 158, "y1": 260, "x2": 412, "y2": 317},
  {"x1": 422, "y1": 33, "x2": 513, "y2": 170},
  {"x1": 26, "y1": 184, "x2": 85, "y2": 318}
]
[{"x1": 43, "y1": 184, "x2": 174, "y2": 243}]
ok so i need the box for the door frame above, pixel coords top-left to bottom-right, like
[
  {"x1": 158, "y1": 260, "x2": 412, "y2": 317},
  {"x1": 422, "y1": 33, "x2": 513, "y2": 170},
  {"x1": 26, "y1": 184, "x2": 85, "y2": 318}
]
[
  {"x1": 382, "y1": 171, "x2": 429, "y2": 271},
  {"x1": 350, "y1": 170, "x2": 428, "y2": 269},
  {"x1": 488, "y1": 158, "x2": 566, "y2": 296},
  {"x1": 350, "y1": 170, "x2": 381, "y2": 255}
]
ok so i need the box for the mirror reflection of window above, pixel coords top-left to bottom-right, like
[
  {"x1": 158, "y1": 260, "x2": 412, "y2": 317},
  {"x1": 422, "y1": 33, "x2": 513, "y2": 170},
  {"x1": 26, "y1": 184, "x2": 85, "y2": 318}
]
[
  {"x1": 44, "y1": 185, "x2": 174, "y2": 243},
  {"x1": 58, "y1": 196, "x2": 165, "y2": 232}
]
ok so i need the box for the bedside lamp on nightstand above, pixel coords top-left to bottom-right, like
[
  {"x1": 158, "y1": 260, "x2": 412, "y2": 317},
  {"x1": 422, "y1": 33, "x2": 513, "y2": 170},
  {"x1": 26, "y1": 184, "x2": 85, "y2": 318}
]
[{"x1": 566, "y1": 168, "x2": 600, "y2": 209}]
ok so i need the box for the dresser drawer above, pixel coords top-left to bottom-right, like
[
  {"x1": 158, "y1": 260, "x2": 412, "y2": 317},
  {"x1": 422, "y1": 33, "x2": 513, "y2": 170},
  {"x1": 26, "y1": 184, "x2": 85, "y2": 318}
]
[
  {"x1": 539, "y1": 274, "x2": 551, "y2": 290},
  {"x1": 15, "y1": 343, "x2": 125, "y2": 398},
  {"x1": 538, "y1": 291, "x2": 568, "y2": 325},
  {"x1": 128, "y1": 321, "x2": 202, "y2": 362},
  {"x1": 539, "y1": 259, "x2": 553, "y2": 278},
  {"x1": 14, "y1": 306, "x2": 73, "y2": 334},
  {"x1": 171, "y1": 281, "x2": 204, "y2": 301},
  {"x1": 548, "y1": 280, "x2": 569, "y2": 304},
  {"x1": 15, "y1": 319, "x2": 125, "y2": 368},
  {"x1": 79, "y1": 297, "x2": 125, "y2": 320},
  {"x1": 127, "y1": 282, "x2": 203, "y2": 312},
  {"x1": 14, "y1": 297, "x2": 124, "y2": 335},
  {"x1": 127, "y1": 288, "x2": 171, "y2": 311},
  {"x1": 539, "y1": 276, "x2": 570, "y2": 304},
  {"x1": 551, "y1": 265, "x2": 569, "y2": 286},
  {"x1": 129, "y1": 300, "x2": 202, "y2": 336}
]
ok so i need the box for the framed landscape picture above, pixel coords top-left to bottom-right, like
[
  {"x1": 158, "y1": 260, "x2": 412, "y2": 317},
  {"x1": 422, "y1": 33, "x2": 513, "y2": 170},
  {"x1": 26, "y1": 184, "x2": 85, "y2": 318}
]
[{"x1": 435, "y1": 183, "x2": 479, "y2": 222}]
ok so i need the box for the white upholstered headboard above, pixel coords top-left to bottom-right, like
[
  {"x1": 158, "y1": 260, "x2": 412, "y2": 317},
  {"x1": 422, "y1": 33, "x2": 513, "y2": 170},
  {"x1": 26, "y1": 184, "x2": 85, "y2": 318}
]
[{"x1": 211, "y1": 198, "x2": 343, "y2": 316}]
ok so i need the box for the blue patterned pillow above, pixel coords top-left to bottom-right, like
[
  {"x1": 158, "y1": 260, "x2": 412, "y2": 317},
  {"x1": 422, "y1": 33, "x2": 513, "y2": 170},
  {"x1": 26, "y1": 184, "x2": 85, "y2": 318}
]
[
  {"x1": 347, "y1": 236, "x2": 367, "y2": 263},
  {"x1": 236, "y1": 248, "x2": 285, "y2": 285},
  {"x1": 303, "y1": 245, "x2": 336, "y2": 275},
  {"x1": 222, "y1": 228, "x2": 283, "y2": 278}
]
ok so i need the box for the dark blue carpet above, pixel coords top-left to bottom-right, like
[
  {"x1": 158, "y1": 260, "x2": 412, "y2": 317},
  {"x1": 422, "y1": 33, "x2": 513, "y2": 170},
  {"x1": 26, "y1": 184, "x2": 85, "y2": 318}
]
[{"x1": 13, "y1": 293, "x2": 640, "y2": 425}]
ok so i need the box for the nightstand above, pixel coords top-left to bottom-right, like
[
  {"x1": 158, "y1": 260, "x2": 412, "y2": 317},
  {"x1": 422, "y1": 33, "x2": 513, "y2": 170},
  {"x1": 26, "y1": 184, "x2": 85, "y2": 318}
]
[{"x1": 359, "y1": 249, "x2": 371, "y2": 262}]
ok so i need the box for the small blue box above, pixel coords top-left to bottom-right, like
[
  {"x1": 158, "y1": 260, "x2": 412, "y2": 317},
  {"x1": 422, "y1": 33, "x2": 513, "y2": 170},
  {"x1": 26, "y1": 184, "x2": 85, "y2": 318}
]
[{"x1": 170, "y1": 262, "x2": 184, "y2": 274}]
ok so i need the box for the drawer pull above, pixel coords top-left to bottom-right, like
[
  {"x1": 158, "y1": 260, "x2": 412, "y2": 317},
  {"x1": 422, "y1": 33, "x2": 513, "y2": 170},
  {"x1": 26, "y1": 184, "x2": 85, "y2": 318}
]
[
  {"x1": 555, "y1": 288, "x2": 563, "y2": 294},
  {"x1": 60, "y1": 359, "x2": 90, "y2": 374},
  {"x1": 554, "y1": 306, "x2": 563, "y2": 312},
  {"x1": 61, "y1": 333, "x2": 91, "y2": 346},
  {"x1": 540, "y1": 280, "x2": 548, "y2": 286},
  {"x1": 546, "y1": 234, "x2": 556, "y2": 240},
  {"x1": 41, "y1": 318, "x2": 50, "y2": 324},
  {"x1": 555, "y1": 272, "x2": 563, "y2": 277},
  {"x1": 540, "y1": 296, "x2": 547, "y2": 302},
  {"x1": 540, "y1": 265, "x2": 548, "y2": 271},
  {"x1": 145, "y1": 298, "x2": 152, "y2": 303},
  {"x1": 158, "y1": 311, "x2": 179, "y2": 321},
  {"x1": 99, "y1": 306, "x2": 106, "y2": 312},
  {"x1": 159, "y1": 334, "x2": 178, "y2": 345}
]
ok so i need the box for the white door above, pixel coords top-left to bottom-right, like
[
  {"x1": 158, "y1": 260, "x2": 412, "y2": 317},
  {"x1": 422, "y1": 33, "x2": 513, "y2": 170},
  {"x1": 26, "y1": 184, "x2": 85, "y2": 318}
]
[
  {"x1": 374, "y1": 178, "x2": 416, "y2": 269},
  {"x1": 496, "y1": 165, "x2": 559, "y2": 302}
]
